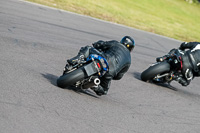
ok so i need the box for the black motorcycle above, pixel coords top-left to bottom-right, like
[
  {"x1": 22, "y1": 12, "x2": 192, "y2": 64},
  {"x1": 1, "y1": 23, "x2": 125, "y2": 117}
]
[
  {"x1": 141, "y1": 49, "x2": 184, "y2": 84},
  {"x1": 57, "y1": 54, "x2": 109, "y2": 89}
]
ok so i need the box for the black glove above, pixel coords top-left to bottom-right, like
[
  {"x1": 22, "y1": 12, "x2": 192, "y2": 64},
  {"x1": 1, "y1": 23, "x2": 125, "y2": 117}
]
[
  {"x1": 179, "y1": 42, "x2": 187, "y2": 50},
  {"x1": 181, "y1": 42, "x2": 187, "y2": 45},
  {"x1": 92, "y1": 40, "x2": 104, "y2": 48}
]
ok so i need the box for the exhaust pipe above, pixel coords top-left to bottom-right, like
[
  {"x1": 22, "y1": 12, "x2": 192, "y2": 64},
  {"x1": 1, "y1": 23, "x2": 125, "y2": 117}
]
[
  {"x1": 94, "y1": 78, "x2": 100, "y2": 86},
  {"x1": 82, "y1": 78, "x2": 100, "y2": 89}
]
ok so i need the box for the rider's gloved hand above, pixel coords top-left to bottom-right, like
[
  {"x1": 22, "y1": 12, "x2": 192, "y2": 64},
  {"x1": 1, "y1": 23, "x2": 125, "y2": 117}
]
[
  {"x1": 92, "y1": 40, "x2": 104, "y2": 48},
  {"x1": 179, "y1": 42, "x2": 188, "y2": 50},
  {"x1": 181, "y1": 42, "x2": 188, "y2": 45}
]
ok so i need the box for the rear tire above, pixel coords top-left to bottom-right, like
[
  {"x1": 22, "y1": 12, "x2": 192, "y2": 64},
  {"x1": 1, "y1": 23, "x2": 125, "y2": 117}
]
[
  {"x1": 57, "y1": 67, "x2": 87, "y2": 88},
  {"x1": 141, "y1": 61, "x2": 170, "y2": 81}
]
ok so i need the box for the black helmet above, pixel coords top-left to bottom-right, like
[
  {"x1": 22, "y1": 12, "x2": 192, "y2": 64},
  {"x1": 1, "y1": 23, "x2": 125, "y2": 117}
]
[{"x1": 120, "y1": 36, "x2": 135, "y2": 51}]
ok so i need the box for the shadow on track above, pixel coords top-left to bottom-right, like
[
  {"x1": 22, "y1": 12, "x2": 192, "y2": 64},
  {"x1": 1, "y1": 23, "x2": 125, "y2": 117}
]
[
  {"x1": 132, "y1": 72, "x2": 141, "y2": 80},
  {"x1": 133, "y1": 72, "x2": 200, "y2": 99},
  {"x1": 132, "y1": 72, "x2": 178, "y2": 91},
  {"x1": 41, "y1": 73, "x2": 58, "y2": 86},
  {"x1": 41, "y1": 73, "x2": 98, "y2": 98}
]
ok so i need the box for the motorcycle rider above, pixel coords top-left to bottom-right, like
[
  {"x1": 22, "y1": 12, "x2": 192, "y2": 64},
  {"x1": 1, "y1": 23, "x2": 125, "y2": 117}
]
[
  {"x1": 156, "y1": 42, "x2": 200, "y2": 86},
  {"x1": 65, "y1": 36, "x2": 135, "y2": 96}
]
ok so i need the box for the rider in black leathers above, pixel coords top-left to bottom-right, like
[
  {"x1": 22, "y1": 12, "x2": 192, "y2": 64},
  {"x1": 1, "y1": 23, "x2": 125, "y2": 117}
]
[
  {"x1": 157, "y1": 42, "x2": 200, "y2": 86},
  {"x1": 65, "y1": 36, "x2": 135, "y2": 96}
]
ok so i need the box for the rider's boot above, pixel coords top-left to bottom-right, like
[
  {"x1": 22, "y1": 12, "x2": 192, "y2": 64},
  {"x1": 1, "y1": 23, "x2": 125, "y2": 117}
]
[
  {"x1": 91, "y1": 86, "x2": 107, "y2": 96},
  {"x1": 177, "y1": 77, "x2": 189, "y2": 86},
  {"x1": 172, "y1": 74, "x2": 188, "y2": 86}
]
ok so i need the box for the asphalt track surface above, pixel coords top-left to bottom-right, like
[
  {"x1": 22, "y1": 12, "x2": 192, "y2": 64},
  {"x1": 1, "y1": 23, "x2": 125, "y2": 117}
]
[{"x1": 1, "y1": 0, "x2": 200, "y2": 133}]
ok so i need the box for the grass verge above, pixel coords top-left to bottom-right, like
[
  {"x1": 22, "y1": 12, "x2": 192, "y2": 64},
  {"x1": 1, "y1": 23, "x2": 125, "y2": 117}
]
[{"x1": 27, "y1": 0, "x2": 200, "y2": 41}]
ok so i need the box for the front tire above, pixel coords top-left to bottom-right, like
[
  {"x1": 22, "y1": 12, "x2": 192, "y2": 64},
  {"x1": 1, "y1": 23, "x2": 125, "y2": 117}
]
[
  {"x1": 57, "y1": 67, "x2": 87, "y2": 88},
  {"x1": 141, "y1": 61, "x2": 170, "y2": 81}
]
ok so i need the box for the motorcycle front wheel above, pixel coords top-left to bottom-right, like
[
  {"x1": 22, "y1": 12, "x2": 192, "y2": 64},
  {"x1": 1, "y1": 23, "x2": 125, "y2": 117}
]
[{"x1": 141, "y1": 61, "x2": 170, "y2": 82}]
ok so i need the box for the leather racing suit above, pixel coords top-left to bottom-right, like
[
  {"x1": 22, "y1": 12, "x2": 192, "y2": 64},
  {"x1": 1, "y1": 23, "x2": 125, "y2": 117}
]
[
  {"x1": 156, "y1": 42, "x2": 200, "y2": 86},
  {"x1": 163, "y1": 42, "x2": 200, "y2": 86},
  {"x1": 179, "y1": 42, "x2": 200, "y2": 85},
  {"x1": 73, "y1": 40, "x2": 131, "y2": 95}
]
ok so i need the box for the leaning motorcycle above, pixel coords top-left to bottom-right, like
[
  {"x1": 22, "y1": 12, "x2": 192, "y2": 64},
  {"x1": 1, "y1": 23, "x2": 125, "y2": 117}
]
[
  {"x1": 141, "y1": 49, "x2": 184, "y2": 84},
  {"x1": 57, "y1": 54, "x2": 109, "y2": 89}
]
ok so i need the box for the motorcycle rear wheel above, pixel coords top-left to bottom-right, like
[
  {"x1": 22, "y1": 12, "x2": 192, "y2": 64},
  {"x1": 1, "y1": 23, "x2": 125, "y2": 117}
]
[
  {"x1": 141, "y1": 61, "x2": 170, "y2": 82},
  {"x1": 57, "y1": 66, "x2": 87, "y2": 88}
]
